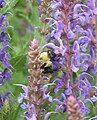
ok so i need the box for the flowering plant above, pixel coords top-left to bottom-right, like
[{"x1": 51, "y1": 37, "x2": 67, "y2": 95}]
[
  {"x1": 0, "y1": 0, "x2": 12, "y2": 113},
  {"x1": 1, "y1": 0, "x2": 97, "y2": 120}
]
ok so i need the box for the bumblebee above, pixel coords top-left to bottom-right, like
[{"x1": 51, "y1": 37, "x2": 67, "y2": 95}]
[
  {"x1": 39, "y1": 51, "x2": 54, "y2": 74},
  {"x1": 39, "y1": 51, "x2": 52, "y2": 67}
]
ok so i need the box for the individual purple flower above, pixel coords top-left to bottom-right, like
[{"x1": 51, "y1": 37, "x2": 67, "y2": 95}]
[
  {"x1": 78, "y1": 100, "x2": 90, "y2": 116},
  {"x1": 42, "y1": 42, "x2": 66, "y2": 57},
  {"x1": 0, "y1": 69, "x2": 12, "y2": 86},
  {"x1": 0, "y1": 32, "x2": 10, "y2": 42},
  {"x1": 78, "y1": 36, "x2": 90, "y2": 52},
  {"x1": 78, "y1": 72, "x2": 94, "y2": 99},
  {"x1": 51, "y1": 20, "x2": 64, "y2": 40},
  {"x1": 0, "y1": 0, "x2": 5, "y2": 8},
  {"x1": 53, "y1": 93, "x2": 67, "y2": 113},
  {"x1": 21, "y1": 103, "x2": 37, "y2": 120},
  {"x1": 3, "y1": 69, "x2": 12, "y2": 82},
  {"x1": 71, "y1": 41, "x2": 80, "y2": 72},
  {"x1": 0, "y1": 49, "x2": 11, "y2": 68},
  {"x1": 17, "y1": 84, "x2": 29, "y2": 103},
  {"x1": 42, "y1": 85, "x2": 53, "y2": 102},
  {"x1": 0, "y1": 14, "x2": 9, "y2": 31},
  {"x1": 80, "y1": 53, "x2": 91, "y2": 71},
  {"x1": 64, "y1": 80, "x2": 73, "y2": 96},
  {"x1": 54, "y1": 73, "x2": 66, "y2": 93},
  {"x1": 67, "y1": 22, "x2": 75, "y2": 40}
]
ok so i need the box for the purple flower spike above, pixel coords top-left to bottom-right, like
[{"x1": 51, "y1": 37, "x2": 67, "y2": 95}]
[
  {"x1": 0, "y1": 1, "x2": 12, "y2": 112},
  {"x1": 0, "y1": 13, "x2": 12, "y2": 86}
]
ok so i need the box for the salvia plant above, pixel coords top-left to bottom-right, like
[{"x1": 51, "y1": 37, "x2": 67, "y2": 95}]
[
  {"x1": 1, "y1": 0, "x2": 97, "y2": 120},
  {"x1": 18, "y1": 39, "x2": 53, "y2": 120},
  {"x1": 0, "y1": 0, "x2": 12, "y2": 113},
  {"x1": 18, "y1": 0, "x2": 97, "y2": 120}
]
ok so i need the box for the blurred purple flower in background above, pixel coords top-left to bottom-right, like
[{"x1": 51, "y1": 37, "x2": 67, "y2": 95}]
[
  {"x1": 0, "y1": 13, "x2": 12, "y2": 86},
  {"x1": 0, "y1": 0, "x2": 12, "y2": 113},
  {"x1": 0, "y1": 0, "x2": 5, "y2": 8}
]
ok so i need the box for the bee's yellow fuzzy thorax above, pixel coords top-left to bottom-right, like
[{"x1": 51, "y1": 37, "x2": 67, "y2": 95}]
[
  {"x1": 40, "y1": 52, "x2": 50, "y2": 61},
  {"x1": 40, "y1": 52, "x2": 52, "y2": 67}
]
